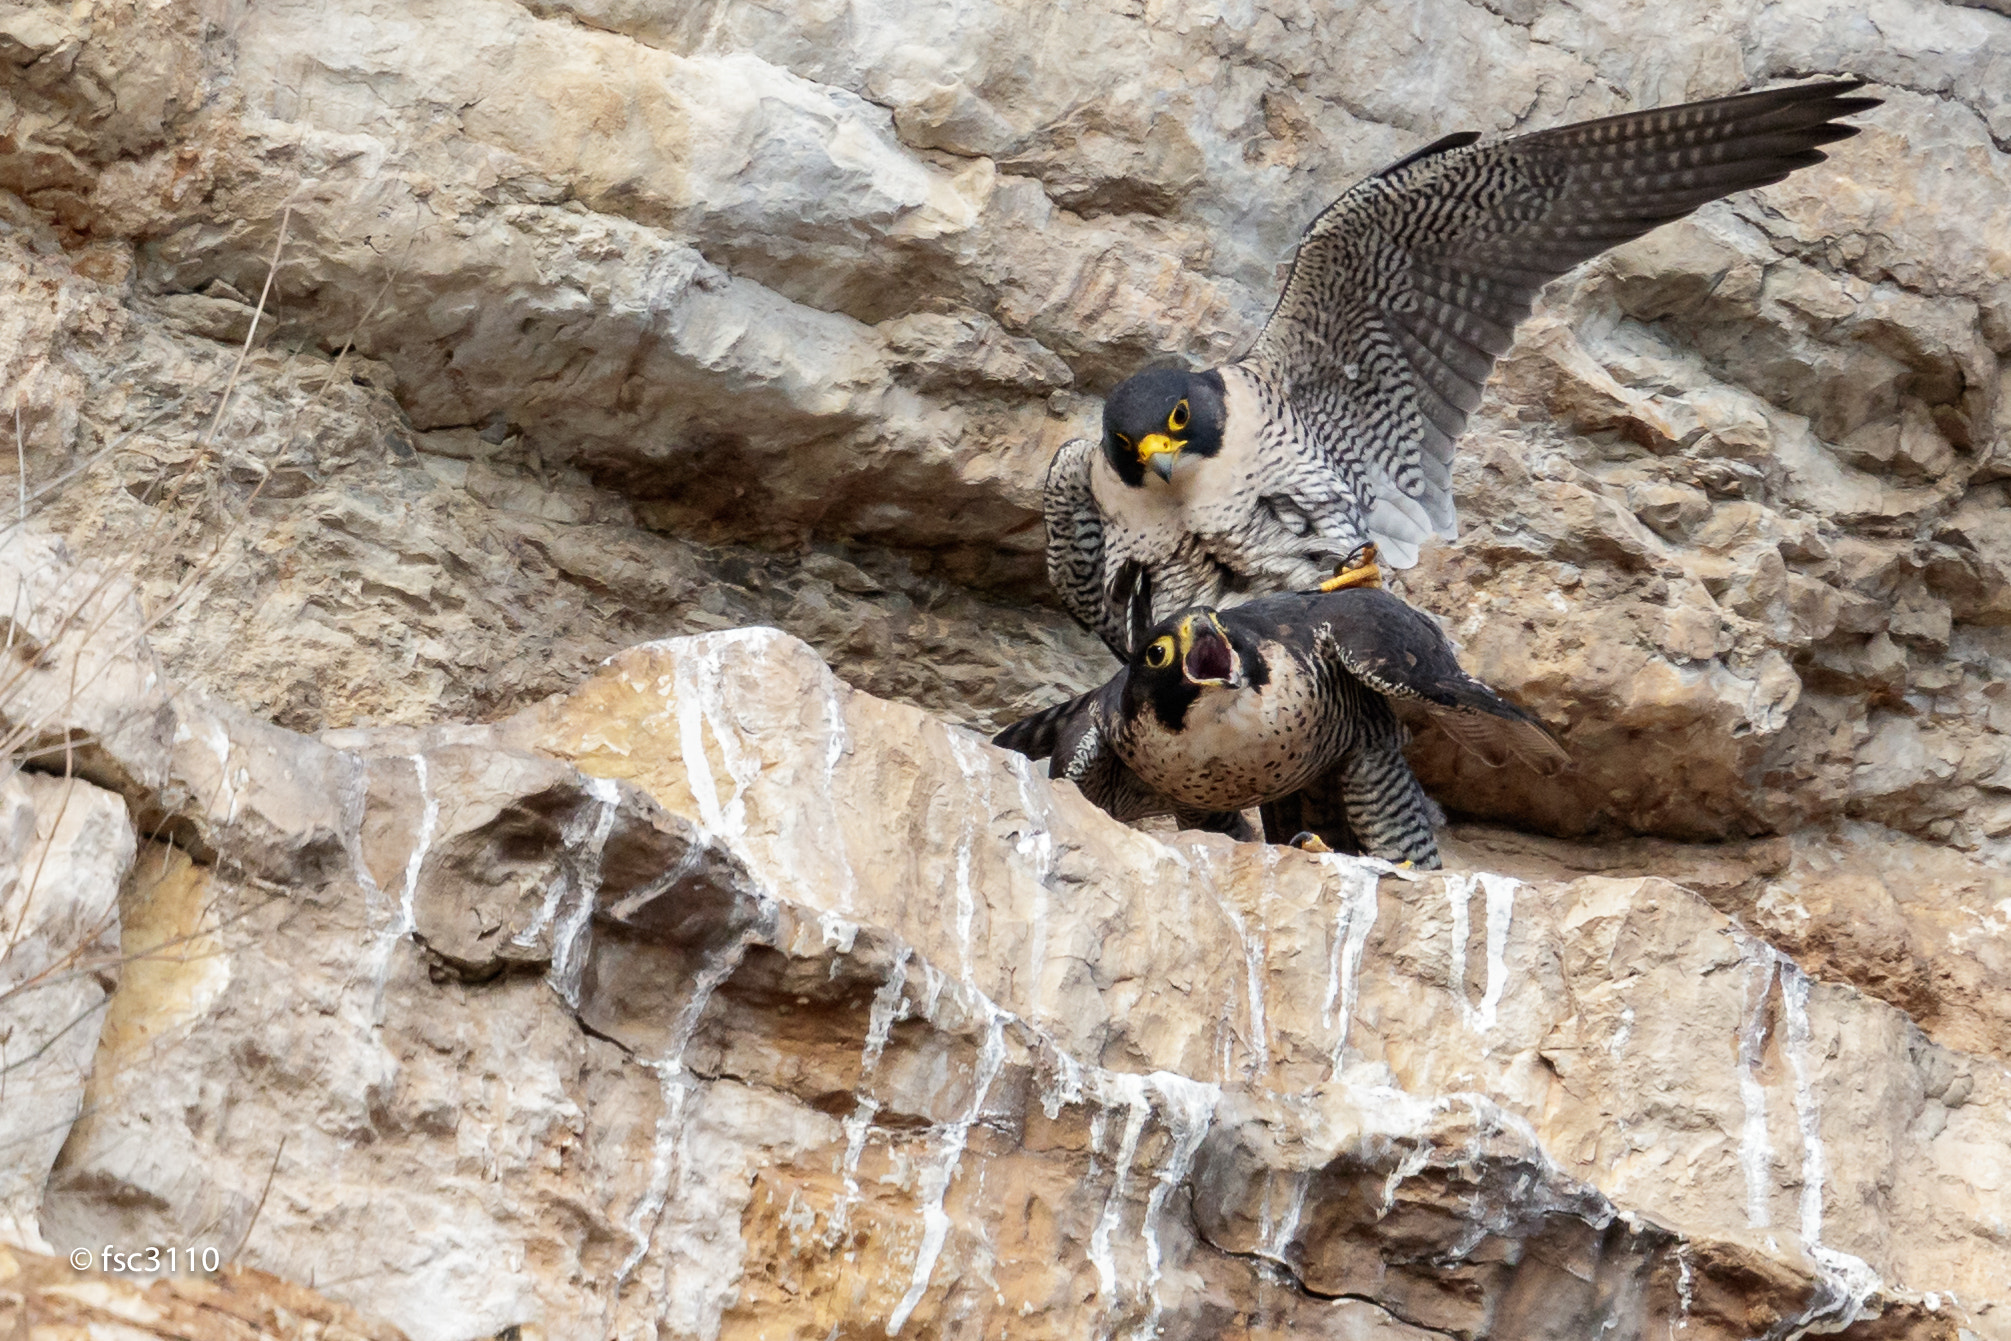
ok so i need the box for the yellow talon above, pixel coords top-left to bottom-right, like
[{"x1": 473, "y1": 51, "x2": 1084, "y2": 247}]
[
  {"x1": 1317, "y1": 542, "x2": 1382, "y2": 592},
  {"x1": 1289, "y1": 831, "x2": 1334, "y2": 854}
]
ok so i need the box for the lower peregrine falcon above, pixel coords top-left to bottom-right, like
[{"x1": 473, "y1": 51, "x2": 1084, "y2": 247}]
[
  {"x1": 992, "y1": 585, "x2": 1565, "y2": 869},
  {"x1": 1046, "y1": 79, "x2": 1881, "y2": 655}
]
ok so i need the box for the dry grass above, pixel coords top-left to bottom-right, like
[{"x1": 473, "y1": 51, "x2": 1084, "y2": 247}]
[{"x1": 0, "y1": 200, "x2": 409, "y2": 1251}]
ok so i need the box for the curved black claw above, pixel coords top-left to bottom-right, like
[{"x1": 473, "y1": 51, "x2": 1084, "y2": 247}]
[
  {"x1": 1289, "y1": 831, "x2": 1335, "y2": 854},
  {"x1": 1317, "y1": 541, "x2": 1382, "y2": 592}
]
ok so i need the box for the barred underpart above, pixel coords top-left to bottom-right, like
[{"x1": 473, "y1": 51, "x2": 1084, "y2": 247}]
[{"x1": 993, "y1": 587, "x2": 1567, "y2": 867}]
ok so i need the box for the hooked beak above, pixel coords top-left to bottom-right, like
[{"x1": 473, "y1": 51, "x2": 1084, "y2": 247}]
[
  {"x1": 1175, "y1": 613, "x2": 1242, "y2": 687},
  {"x1": 1137, "y1": 432, "x2": 1183, "y2": 481}
]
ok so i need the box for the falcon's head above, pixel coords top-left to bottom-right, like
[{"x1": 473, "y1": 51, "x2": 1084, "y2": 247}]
[
  {"x1": 1124, "y1": 607, "x2": 1269, "y2": 730},
  {"x1": 1101, "y1": 367, "x2": 1228, "y2": 486}
]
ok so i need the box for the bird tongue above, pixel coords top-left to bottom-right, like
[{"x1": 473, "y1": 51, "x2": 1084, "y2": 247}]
[{"x1": 1184, "y1": 633, "x2": 1235, "y2": 684}]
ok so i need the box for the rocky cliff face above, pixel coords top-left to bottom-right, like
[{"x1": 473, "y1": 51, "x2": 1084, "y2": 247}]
[{"x1": 2, "y1": 0, "x2": 2009, "y2": 1337}]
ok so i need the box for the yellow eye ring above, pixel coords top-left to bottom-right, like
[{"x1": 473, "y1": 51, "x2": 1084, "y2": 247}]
[
  {"x1": 1143, "y1": 637, "x2": 1174, "y2": 669},
  {"x1": 1113, "y1": 432, "x2": 1133, "y2": 450},
  {"x1": 1168, "y1": 399, "x2": 1190, "y2": 432}
]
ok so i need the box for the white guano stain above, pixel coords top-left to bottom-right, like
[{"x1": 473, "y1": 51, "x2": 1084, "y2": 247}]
[
  {"x1": 1778, "y1": 962, "x2": 1884, "y2": 1335},
  {"x1": 618, "y1": 931, "x2": 755, "y2": 1286},
  {"x1": 1139, "y1": 1073, "x2": 1218, "y2": 1301},
  {"x1": 550, "y1": 776, "x2": 619, "y2": 1006},
  {"x1": 861, "y1": 947, "x2": 912, "y2": 1073},
  {"x1": 887, "y1": 1007, "x2": 1007, "y2": 1336},
  {"x1": 1447, "y1": 872, "x2": 1475, "y2": 1023},
  {"x1": 1736, "y1": 935, "x2": 1777, "y2": 1230},
  {"x1": 1318, "y1": 856, "x2": 1380, "y2": 1071},
  {"x1": 946, "y1": 731, "x2": 993, "y2": 983},
  {"x1": 1474, "y1": 873, "x2": 1517, "y2": 1032},
  {"x1": 824, "y1": 1096, "x2": 880, "y2": 1249},
  {"x1": 1004, "y1": 755, "x2": 1056, "y2": 1014},
  {"x1": 1088, "y1": 1075, "x2": 1150, "y2": 1302}
]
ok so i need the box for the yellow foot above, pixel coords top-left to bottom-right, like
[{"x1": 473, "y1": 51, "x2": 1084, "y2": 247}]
[
  {"x1": 1317, "y1": 542, "x2": 1382, "y2": 592},
  {"x1": 1396, "y1": 859, "x2": 1416, "y2": 869},
  {"x1": 1289, "y1": 831, "x2": 1334, "y2": 854}
]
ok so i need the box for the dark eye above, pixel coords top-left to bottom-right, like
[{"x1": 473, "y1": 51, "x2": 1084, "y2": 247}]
[
  {"x1": 1168, "y1": 399, "x2": 1191, "y2": 432},
  {"x1": 1114, "y1": 432, "x2": 1133, "y2": 450},
  {"x1": 1143, "y1": 637, "x2": 1174, "y2": 669}
]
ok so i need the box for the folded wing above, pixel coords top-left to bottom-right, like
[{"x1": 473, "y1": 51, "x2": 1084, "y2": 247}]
[{"x1": 1303, "y1": 588, "x2": 1570, "y2": 776}]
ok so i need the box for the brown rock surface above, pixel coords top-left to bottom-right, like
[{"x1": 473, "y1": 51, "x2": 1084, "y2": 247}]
[
  {"x1": 0, "y1": 1243, "x2": 407, "y2": 1340},
  {"x1": 20, "y1": 625, "x2": 2002, "y2": 1340},
  {"x1": 1, "y1": 0, "x2": 2008, "y2": 1335}
]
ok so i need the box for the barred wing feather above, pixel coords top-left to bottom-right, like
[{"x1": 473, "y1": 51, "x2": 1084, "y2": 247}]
[{"x1": 1243, "y1": 78, "x2": 1878, "y2": 568}]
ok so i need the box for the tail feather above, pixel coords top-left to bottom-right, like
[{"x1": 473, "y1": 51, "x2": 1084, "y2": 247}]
[{"x1": 992, "y1": 692, "x2": 1095, "y2": 762}]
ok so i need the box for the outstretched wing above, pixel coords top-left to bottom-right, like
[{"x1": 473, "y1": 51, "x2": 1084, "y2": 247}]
[
  {"x1": 1243, "y1": 79, "x2": 1879, "y2": 566},
  {"x1": 1297, "y1": 588, "x2": 1570, "y2": 775},
  {"x1": 1043, "y1": 437, "x2": 1131, "y2": 658}
]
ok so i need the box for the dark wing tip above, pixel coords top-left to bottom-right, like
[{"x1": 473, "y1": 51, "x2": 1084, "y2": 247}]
[
  {"x1": 1510, "y1": 716, "x2": 1573, "y2": 777},
  {"x1": 1375, "y1": 129, "x2": 1484, "y2": 179},
  {"x1": 993, "y1": 706, "x2": 1064, "y2": 760}
]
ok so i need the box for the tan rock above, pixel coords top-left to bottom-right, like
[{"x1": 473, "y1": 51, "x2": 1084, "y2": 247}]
[
  {"x1": 0, "y1": 1242, "x2": 408, "y2": 1340},
  {"x1": 2, "y1": 0, "x2": 2010, "y2": 1334},
  {"x1": 0, "y1": 771, "x2": 135, "y2": 1251}
]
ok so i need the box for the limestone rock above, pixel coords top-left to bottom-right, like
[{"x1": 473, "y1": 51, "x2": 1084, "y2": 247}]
[
  {"x1": 0, "y1": 1242, "x2": 408, "y2": 1340},
  {"x1": 3, "y1": 0, "x2": 2011, "y2": 1335},
  {"x1": 35, "y1": 628, "x2": 2009, "y2": 1340},
  {"x1": 0, "y1": 770, "x2": 135, "y2": 1251},
  {"x1": 0, "y1": 0, "x2": 2006, "y2": 856},
  {"x1": 0, "y1": 523, "x2": 175, "y2": 805}
]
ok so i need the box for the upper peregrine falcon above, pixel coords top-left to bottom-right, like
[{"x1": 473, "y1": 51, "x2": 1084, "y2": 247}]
[
  {"x1": 1048, "y1": 79, "x2": 1881, "y2": 656},
  {"x1": 993, "y1": 585, "x2": 1566, "y2": 868}
]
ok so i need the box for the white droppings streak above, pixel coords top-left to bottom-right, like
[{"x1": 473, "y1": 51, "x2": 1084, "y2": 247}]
[
  {"x1": 1736, "y1": 936, "x2": 1778, "y2": 1230},
  {"x1": 819, "y1": 676, "x2": 859, "y2": 912},
  {"x1": 824, "y1": 1096, "x2": 880, "y2": 1249},
  {"x1": 1609, "y1": 1006, "x2": 1635, "y2": 1058},
  {"x1": 1379, "y1": 1143, "x2": 1431, "y2": 1215},
  {"x1": 202, "y1": 717, "x2": 238, "y2": 823},
  {"x1": 1227, "y1": 895, "x2": 1270, "y2": 1079},
  {"x1": 674, "y1": 652, "x2": 727, "y2": 833},
  {"x1": 1139, "y1": 1074, "x2": 1218, "y2": 1300},
  {"x1": 1089, "y1": 1076, "x2": 1151, "y2": 1301},
  {"x1": 861, "y1": 948, "x2": 912, "y2": 1073},
  {"x1": 1778, "y1": 962, "x2": 1884, "y2": 1335},
  {"x1": 1446, "y1": 872, "x2": 1475, "y2": 1023},
  {"x1": 1006, "y1": 756, "x2": 1056, "y2": 1013},
  {"x1": 817, "y1": 910, "x2": 861, "y2": 956},
  {"x1": 1780, "y1": 964, "x2": 1825, "y2": 1245},
  {"x1": 1318, "y1": 857, "x2": 1380, "y2": 1070},
  {"x1": 368, "y1": 753, "x2": 439, "y2": 1017},
  {"x1": 1474, "y1": 873, "x2": 1518, "y2": 1032},
  {"x1": 397, "y1": 754, "x2": 438, "y2": 937},
  {"x1": 550, "y1": 777, "x2": 620, "y2": 1005},
  {"x1": 1259, "y1": 1171, "x2": 1309, "y2": 1265},
  {"x1": 887, "y1": 1007, "x2": 1007, "y2": 1336},
  {"x1": 618, "y1": 933, "x2": 755, "y2": 1285},
  {"x1": 1041, "y1": 1046, "x2": 1086, "y2": 1122},
  {"x1": 1190, "y1": 846, "x2": 1268, "y2": 1081},
  {"x1": 1672, "y1": 1242, "x2": 1694, "y2": 1336},
  {"x1": 946, "y1": 732, "x2": 992, "y2": 983}
]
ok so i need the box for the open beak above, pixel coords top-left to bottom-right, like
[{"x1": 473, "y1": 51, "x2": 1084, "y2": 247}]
[
  {"x1": 1137, "y1": 433, "x2": 1183, "y2": 481},
  {"x1": 1175, "y1": 613, "x2": 1242, "y2": 687}
]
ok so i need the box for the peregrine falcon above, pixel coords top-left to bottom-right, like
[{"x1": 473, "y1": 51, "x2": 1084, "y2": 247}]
[
  {"x1": 1047, "y1": 79, "x2": 1880, "y2": 655},
  {"x1": 992, "y1": 585, "x2": 1566, "y2": 868}
]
